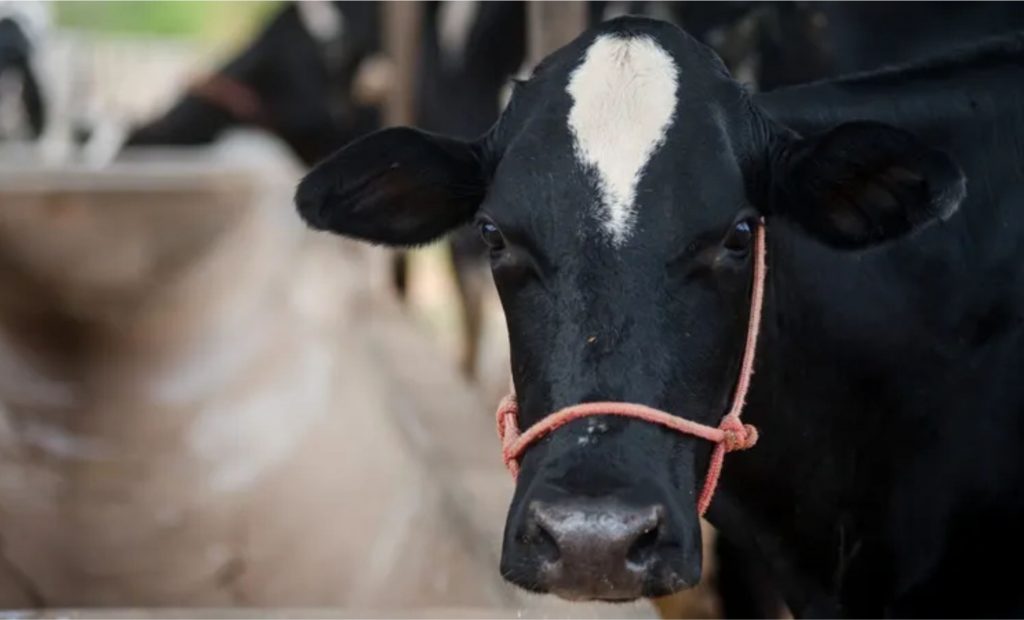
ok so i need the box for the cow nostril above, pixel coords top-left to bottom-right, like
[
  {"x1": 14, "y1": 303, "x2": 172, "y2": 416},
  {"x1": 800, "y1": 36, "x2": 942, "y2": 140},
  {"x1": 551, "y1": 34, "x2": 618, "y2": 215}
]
[
  {"x1": 522, "y1": 504, "x2": 561, "y2": 564},
  {"x1": 626, "y1": 523, "x2": 661, "y2": 568}
]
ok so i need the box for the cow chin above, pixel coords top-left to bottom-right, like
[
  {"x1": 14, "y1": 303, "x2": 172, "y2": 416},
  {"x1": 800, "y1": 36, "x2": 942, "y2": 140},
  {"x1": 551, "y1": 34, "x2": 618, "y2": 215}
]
[{"x1": 498, "y1": 418, "x2": 704, "y2": 601}]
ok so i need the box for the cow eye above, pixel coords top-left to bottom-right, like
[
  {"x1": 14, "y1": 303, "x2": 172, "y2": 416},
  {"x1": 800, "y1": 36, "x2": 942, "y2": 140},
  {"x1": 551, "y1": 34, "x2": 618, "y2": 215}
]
[
  {"x1": 723, "y1": 218, "x2": 754, "y2": 253},
  {"x1": 478, "y1": 220, "x2": 505, "y2": 251}
]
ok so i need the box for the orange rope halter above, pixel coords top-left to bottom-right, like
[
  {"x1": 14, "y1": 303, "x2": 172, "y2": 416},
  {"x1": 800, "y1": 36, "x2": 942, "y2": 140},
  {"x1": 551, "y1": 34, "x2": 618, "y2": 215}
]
[
  {"x1": 495, "y1": 220, "x2": 767, "y2": 516},
  {"x1": 188, "y1": 73, "x2": 268, "y2": 126}
]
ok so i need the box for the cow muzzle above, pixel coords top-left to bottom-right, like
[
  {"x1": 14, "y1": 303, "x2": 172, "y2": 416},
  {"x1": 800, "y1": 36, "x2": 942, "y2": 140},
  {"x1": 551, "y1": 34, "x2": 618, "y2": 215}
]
[{"x1": 502, "y1": 495, "x2": 701, "y2": 601}]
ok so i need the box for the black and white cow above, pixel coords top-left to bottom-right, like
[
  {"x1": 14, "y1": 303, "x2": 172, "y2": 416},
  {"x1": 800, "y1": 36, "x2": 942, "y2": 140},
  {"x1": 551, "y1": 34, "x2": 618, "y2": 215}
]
[
  {"x1": 125, "y1": 1, "x2": 381, "y2": 167},
  {"x1": 0, "y1": 1, "x2": 45, "y2": 140},
  {"x1": 295, "y1": 16, "x2": 1024, "y2": 617}
]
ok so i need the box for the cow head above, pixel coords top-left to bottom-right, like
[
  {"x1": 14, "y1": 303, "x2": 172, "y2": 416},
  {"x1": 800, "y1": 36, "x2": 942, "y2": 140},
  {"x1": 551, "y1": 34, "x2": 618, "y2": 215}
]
[
  {"x1": 296, "y1": 17, "x2": 964, "y2": 601},
  {"x1": 127, "y1": 1, "x2": 381, "y2": 166}
]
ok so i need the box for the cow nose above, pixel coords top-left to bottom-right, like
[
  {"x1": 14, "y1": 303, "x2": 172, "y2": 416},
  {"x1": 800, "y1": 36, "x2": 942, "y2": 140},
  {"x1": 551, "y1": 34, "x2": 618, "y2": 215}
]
[{"x1": 521, "y1": 499, "x2": 674, "y2": 600}]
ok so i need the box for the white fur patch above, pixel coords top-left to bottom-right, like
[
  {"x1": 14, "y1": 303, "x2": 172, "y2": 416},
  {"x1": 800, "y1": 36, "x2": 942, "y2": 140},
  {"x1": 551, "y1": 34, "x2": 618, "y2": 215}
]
[
  {"x1": 0, "y1": 1, "x2": 51, "y2": 46},
  {"x1": 437, "y1": 0, "x2": 479, "y2": 71},
  {"x1": 296, "y1": 0, "x2": 344, "y2": 43},
  {"x1": 566, "y1": 35, "x2": 678, "y2": 245}
]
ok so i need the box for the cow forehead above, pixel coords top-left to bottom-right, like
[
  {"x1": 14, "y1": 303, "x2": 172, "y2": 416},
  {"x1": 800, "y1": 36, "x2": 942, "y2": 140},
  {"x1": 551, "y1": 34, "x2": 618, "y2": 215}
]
[{"x1": 566, "y1": 34, "x2": 679, "y2": 246}]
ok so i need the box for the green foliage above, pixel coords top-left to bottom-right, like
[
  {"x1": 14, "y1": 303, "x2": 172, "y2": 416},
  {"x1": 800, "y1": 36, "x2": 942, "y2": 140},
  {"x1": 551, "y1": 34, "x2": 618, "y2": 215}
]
[{"x1": 54, "y1": 1, "x2": 283, "y2": 44}]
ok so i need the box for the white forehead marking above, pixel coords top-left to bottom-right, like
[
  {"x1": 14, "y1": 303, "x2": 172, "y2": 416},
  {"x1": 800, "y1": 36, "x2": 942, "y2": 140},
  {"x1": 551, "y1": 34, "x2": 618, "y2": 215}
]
[{"x1": 566, "y1": 34, "x2": 678, "y2": 245}]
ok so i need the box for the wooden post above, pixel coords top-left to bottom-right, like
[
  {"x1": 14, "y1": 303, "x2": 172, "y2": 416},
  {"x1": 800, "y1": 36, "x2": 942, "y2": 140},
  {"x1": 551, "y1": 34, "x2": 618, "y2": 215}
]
[
  {"x1": 527, "y1": 1, "x2": 588, "y2": 66},
  {"x1": 382, "y1": 2, "x2": 424, "y2": 303},
  {"x1": 383, "y1": 1, "x2": 423, "y2": 126}
]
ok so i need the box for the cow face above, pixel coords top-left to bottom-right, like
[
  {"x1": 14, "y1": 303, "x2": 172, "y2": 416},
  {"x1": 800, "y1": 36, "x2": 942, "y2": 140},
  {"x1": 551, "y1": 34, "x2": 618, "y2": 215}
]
[{"x1": 296, "y1": 17, "x2": 964, "y2": 601}]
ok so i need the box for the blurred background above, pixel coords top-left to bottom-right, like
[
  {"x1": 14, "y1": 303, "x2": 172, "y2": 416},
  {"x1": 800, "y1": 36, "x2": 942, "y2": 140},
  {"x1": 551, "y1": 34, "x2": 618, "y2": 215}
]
[{"x1": 1, "y1": 1, "x2": 1023, "y2": 617}]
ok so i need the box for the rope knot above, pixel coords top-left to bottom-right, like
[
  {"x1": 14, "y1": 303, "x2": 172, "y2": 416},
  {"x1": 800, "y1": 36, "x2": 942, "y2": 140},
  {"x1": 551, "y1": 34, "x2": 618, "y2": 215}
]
[{"x1": 720, "y1": 419, "x2": 759, "y2": 452}]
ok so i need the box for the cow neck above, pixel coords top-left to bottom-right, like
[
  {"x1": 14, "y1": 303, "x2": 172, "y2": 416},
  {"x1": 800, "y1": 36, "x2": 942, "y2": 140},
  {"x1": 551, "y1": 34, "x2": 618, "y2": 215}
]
[{"x1": 495, "y1": 219, "x2": 767, "y2": 516}]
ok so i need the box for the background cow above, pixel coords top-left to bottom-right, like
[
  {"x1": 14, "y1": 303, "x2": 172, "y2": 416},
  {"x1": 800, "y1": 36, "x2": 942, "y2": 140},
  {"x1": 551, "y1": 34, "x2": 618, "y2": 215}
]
[{"x1": 125, "y1": 1, "x2": 382, "y2": 167}]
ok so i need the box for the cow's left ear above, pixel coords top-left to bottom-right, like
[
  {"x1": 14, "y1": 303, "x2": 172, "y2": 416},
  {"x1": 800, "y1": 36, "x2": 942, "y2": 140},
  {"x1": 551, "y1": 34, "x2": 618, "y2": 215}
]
[
  {"x1": 767, "y1": 121, "x2": 966, "y2": 249},
  {"x1": 295, "y1": 127, "x2": 489, "y2": 246}
]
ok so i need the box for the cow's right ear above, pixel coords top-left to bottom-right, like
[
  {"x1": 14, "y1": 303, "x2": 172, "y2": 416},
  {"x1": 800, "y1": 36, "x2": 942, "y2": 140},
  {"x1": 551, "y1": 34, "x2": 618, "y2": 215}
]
[
  {"x1": 295, "y1": 127, "x2": 489, "y2": 246},
  {"x1": 765, "y1": 121, "x2": 965, "y2": 249}
]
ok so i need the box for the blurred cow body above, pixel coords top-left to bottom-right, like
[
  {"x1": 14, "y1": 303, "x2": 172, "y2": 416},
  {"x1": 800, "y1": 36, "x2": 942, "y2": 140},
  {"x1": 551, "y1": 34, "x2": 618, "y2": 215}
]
[{"x1": 810, "y1": 1, "x2": 1024, "y2": 76}]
